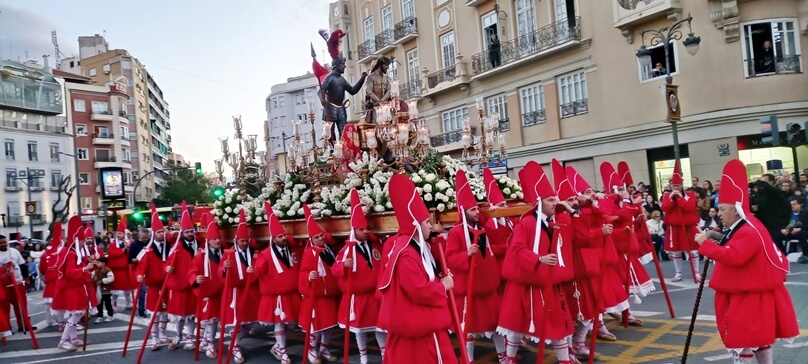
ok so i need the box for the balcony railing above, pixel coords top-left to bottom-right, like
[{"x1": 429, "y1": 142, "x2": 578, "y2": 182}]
[
  {"x1": 522, "y1": 110, "x2": 547, "y2": 126},
  {"x1": 745, "y1": 55, "x2": 802, "y2": 78},
  {"x1": 560, "y1": 99, "x2": 588, "y2": 118},
  {"x1": 399, "y1": 79, "x2": 422, "y2": 101},
  {"x1": 30, "y1": 214, "x2": 46, "y2": 225},
  {"x1": 93, "y1": 132, "x2": 113, "y2": 139},
  {"x1": 119, "y1": 110, "x2": 128, "y2": 117},
  {"x1": 471, "y1": 17, "x2": 582, "y2": 76},
  {"x1": 498, "y1": 118, "x2": 510, "y2": 132},
  {"x1": 430, "y1": 126, "x2": 476, "y2": 148},
  {"x1": 375, "y1": 29, "x2": 395, "y2": 53},
  {"x1": 7, "y1": 216, "x2": 24, "y2": 227},
  {"x1": 393, "y1": 17, "x2": 418, "y2": 43},
  {"x1": 95, "y1": 155, "x2": 118, "y2": 163},
  {"x1": 92, "y1": 109, "x2": 112, "y2": 115},
  {"x1": 358, "y1": 39, "x2": 377, "y2": 61},
  {"x1": 427, "y1": 65, "x2": 457, "y2": 89}
]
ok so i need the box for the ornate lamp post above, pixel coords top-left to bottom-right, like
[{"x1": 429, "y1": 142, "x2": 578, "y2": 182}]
[
  {"x1": 635, "y1": 14, "x2": 701, "y2": 162},
  {"x1": 461, "y1": 96, "x2": 507, "y2": 169},
  {"x1": 219, "y1": 115, "x2": 266, "y2": 201},
  {"x1": 366, "y1": 81, "x2": 430, "y2": 173}
]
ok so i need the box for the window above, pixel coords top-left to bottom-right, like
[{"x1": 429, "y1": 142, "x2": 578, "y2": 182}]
[
  {"x1": 520, "y1": 84, "x2": 546, "y2": 126},
  {"x1": 441, "y1": 107, "x2": 468, "y2": 131},
  {"x1": 441, "y1": 32, "x2": 456, "y2": 68},
  {"x1": 122, "y1": 148, "x2": 131, "y2": 162},
  {"x1": 557, "y1": 71, "x2": 588, "y2": 118},
  {"x1": 402, "y1": 0, "x2": 415, "y2": 20},
  {"x1": 27, "y1": 141, "x2": 38, "y2": 162},
  {"x1": 51, "y1": 171, "x2": 62, "y2": 188},
  {"x1": 89, "y1": 68, "x2": 97, "y2": 77},
  {"x1": 555, "y1": 0, "x2": 577, "y2": 28},
  {"x1": 741, "y1": 19, "x2": 802, "y2": 77},
  {"x1": 94, "y1": 126, "x2": 110, "y2": 137},
  {"x1": 81, "y1": 197, "x2": 92, "y2": 209},
  {"x1": 50, "y1": 143, "x2": 60, "y2": 162},
  {"x1": 382, "y1": 5, "x2": 393, "y2": 31},
  {"x1": 516, "y1": 0, "x2": 536, "y2": 39},
  {"x1": 73, "y1": 99, "x2": 86, "y2": 112},
  {"x1": 95, "y1": 149, "x2": 111, "y2": 161},
  {"x1": 76, "y1": 124, "x2": 87, "y2": 136},
  {"x1": 273, "y1": 98, "x2": 277, "y2": 108},
  {"x1": 79, "y1": 173, "x2": 90, "y2": 185},
  {"x1": 5, "y1": 169, "x2": 17, "y2": 189},
  {"x1": 364, "y1": 17, "x2": 375, "y2": 47},
  {"x1": 486, "y1": 94, "x2": 509, "y2": 121},
  {"x1": 102, "y1": 64, "x2": 110, "y2": 74},
  {"x1": 482, "y1": 11, "x2": 499, "y2": 46},
  {"x1": 77, "y1": 148, "x2": 89, "y2": 160},
  {"x1": 279, "y1": 96, "x2": 285, "y2": 107},
  {"x1": 4, "y1": 139, "x2": 14, "y2": 160},
  {"x1": 91, "y1": 101, "x2": 109, "y2": 113},
  {"x1": 120, "y1": 126, "x2": 130, "y2": 140},
  {"x1": 637, "y1": 40, "x2": 678, "y2": 82},
  {"x1": 407, "y1": 49, "x2": 420, "y2": 83},
  {"x1": 389, "y1": 61, "x2": 398, "y2": 80},
  {"x1": 30, "y1": 174, "x2": 42, "y2": 189},
  {"x1": 295, "y1": 94, "x2": 303, "y2": 105}
]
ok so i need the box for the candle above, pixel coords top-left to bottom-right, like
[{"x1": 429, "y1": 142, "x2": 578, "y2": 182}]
[
  {"x1": 475, "y1": 97, "x2": 484, "y2": 111},
  {"x1": 463, "y1": 116, "x2": 471, "y2": 131},
  {"x1": 390, "y1": 80, "x2": 400, "y2": 97},
  {"x1": 323, "y1": 122, "x2": 333, "y2": 140},
  {"x1": 334, "y1": 141, "x2": 343, "y2": 159},
  {"x1": 305, "y1": 97, "x2": 316, "y2": 114},
  {"x1": 498, "y1": 134, "x2": 506, "y2": 147},
  {"x1": 462, "y1": 134, "x2": 470, "y2": 148}
]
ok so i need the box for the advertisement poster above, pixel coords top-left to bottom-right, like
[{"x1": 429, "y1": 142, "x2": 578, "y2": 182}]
[{"x1": 100, "y1": 167, "x2": 124, "y2": 199}]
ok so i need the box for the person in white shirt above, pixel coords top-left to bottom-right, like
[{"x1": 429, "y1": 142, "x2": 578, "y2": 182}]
[
  {"x1": 646, "y1": 211, "x2": 666, "y2": 261},
  {"x1": 0, "y1": 235, "x2": 36, "y2": 332}
]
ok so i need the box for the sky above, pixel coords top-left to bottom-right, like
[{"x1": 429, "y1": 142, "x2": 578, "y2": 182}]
[{"x1": 0, "y1": 0, "x2": 331, "y2": 175}]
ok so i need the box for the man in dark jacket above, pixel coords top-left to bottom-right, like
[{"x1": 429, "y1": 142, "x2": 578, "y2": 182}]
[
  {"x1": 128, "y1": 230, "x2": 150, "y2": 318},
  {"x1": 752, "y1": 175, "x2": 791, "y2": 253},
  {"x1": 779, "y1": 197, "x2": 808, "y2": 263}
]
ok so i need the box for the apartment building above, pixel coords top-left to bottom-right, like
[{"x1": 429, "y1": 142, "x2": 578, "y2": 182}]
[
  {"x1": 265, "y1": 73, "x2": 324, "y2": 160},
  {"x1": 0, "y1": 60, "x2": 76, "y2": 239},
  {"x1": 331, "y1": 0, "x2": 808, "y2": 196},
  {"x1": 146, "y1": 73, "x2": 172, "y2": 196}
]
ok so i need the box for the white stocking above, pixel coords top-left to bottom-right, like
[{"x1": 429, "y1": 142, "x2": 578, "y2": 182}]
[
  {"x1": 552, "y1": 339, "x2": 570, "y2": 362},
  {"x1": 274, "y1": 323, "x2": 287, "y2": 348},
  {"x1": 733, "y1": 348, "x2": 754, "y2": 364},
  {"x1": 505, "y1": 333, "x2": 521, "y2": 358},
  {"x1": 321, "y1": 329, "x2": 332, "y2": 346},
  {"x1": 374, "y1": 331, "x2": 387, "y2": 357},
  {"x1": 356, "y1": 332, "x2": 367, "y2": 352},
  {"x1": 754, "y1": 345, "x2": 773, "y2": 364},
  {"x1": 690, "y1": 251, "x2": 701, "y2": 274},
  {"x1": 60, "y1": 312, "x2": 82, "y2": 343},
  {"x1": 44, "y1": 303, "x2": 54, "y2": 324},
  {"x1": 174, "y1": 317, "x2": 186, "y2": 342},
  {"x1": 492, "y1": 333, "x2": 506, "y2": 354},
  {"x1": 573, "y1": 320, "x2": 592, "y2": 344},
  {"x1": 671, "y1": 253, "x2": 684, "y2": 274},
  {"x1": 465, "y1": 335, "x2": 476, "y2": 361}
]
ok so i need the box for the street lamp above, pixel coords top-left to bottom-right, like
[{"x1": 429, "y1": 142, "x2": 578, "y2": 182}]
[{"x1": 636, "y1": 13, "x2": 700, "y2": 162}]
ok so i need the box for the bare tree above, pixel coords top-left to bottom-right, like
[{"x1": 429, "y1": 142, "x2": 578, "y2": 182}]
[{"x1": 45, "y1": 175, "x2": 77, "y2": 242}]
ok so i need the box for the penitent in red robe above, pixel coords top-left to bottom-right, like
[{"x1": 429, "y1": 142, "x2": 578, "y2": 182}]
[
  {"x1": 331, "y1": 236, "x2": 383, "y2": 333},
  {"x1": 136, "y1": 244, "x2": 169, "y2": 313},
  {"x1": 219, "y1": 247, "x2": 260, "y2": 326},
  {"x1": 166, "y1": 243, "x2": 197, "y2": 317},
  {"x1": 562, "y1": 205, "x2": 605, "y2": 321},
  {"x1": 107, "y1": 240, "x2": 137, "y2": 292},
  {"x1": 187, "y1": 249, "x2": 224, "y2": 322},
  {"x1": 51, "y1": 246, "x2": 94, "y2": 312},
  {"x1": 661, "y1": 191, "x2": 701, "y2": 252},
  {"x1": 298, "y1": 245, "x2": 341, "y2": 333},
  {"x1": 255, "y1": 244, "x2": 301, "y2": 325}
]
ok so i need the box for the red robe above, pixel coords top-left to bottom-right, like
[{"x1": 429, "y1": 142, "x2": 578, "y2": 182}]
[
  {"x1": 187, "y1": 249, "x2": 225, "y2": 322},
  {"x1": 166, "y1": 243, "x2": 197, "y2": 317},
  {"x1": 136, "y1": 244, "x2": 169, "y2": 312},
  {"x1": 40, "y1": 249, "x2": 60, "y2": 300},
  {"x1": 699, "y1": 219, "x2": 798, "y2": 349},
  {"x1": 255, "y1": 244, "x2": 301, "y2": 324},
  {"x1": 661, "y1": 191, "x2": 701, "y2": 252},
  {"x1": 0, "y1": 274, "x2": 9, "y2": 336},
  {"x1": 445, "y1": 218, "x2": 504, "y2": 334},
  {"x1": 562, "y1": 206, "x2": 605, "y2": 321},
  {"x1": 613, "y1": 199, "x2": 653, "y2": 296},
  {"x1": 593, "y1": 197, "x2": 630, "y2": 313},
  {"x1": 498, "y1": 211, "x2": 575, "y2": 341},
  {"x1": 332, "y1": 237, "x2": 383, "y2": 332},
  {"x1": 219, "y1": 247, "x2": 260, "y2": 326},
  {"x1": 378, "y1": 236, "x2": 457, "y2": 364},
  {"x1": 107, "y1": 240, "x2": 137, "y2": 291},
  {"x1": 298, "y1": 245, "x2": 341, "y2": 333},
  {"x1": 51, "y1": 247, "x2": 94, "y2": 312}
]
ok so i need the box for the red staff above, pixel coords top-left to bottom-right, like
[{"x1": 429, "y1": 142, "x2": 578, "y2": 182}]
[
  {"x1": 121, "y1": 279, "x2": 142, "y2": 357},
  {"x1": 341, "y1": 240, "x2": 356, "y2": 364},
  {"x1": 301, "y1": 244, "x2": 325, "y2": 364},
  {"x1": 225, "y1": 267, "x2": 255, "y2": 364},
  {"x1": 435, "y1": 238, "x2": 471, "y2": 364},
  {"x1": 215, "y1": 269, "x2": 231, "y2": 364},
  {"x1": 136, "y1": 234, "x2": 181, "y2": 364}
]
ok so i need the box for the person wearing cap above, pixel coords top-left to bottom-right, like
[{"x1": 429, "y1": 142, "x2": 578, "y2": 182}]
[
  {"x1": 165, "y1": 202, "x2": 200, "y2": 351},
  {"x1": 331, "y1": 189, "x2": 386, "y2": 364},
  {"x1": 40, "y1": 222, "x2": 65, "y2": 329},
  {"x1": 445, "y1": 170, "x2": 508, "y2": 363},
  {"x1": 298, "y1": 204, "x2": 341, "y2": 363},
  {"x1": 565, "y1": 165, "x2": 622, "y2": 342},
  {"x1": 378, "y1": 174, "x2": 457, "y2": 364},
  {"x1": 219, "y1": 210, "x2": 260, "y2": 364},
  {"x1": 497, "y1": 161, "x2": 576, "y2": 364},
  {"x1": 107, "y1": 218, "x2": 136, "y2": 313},
  {"x1": 92, "y1": 256, "x2": 115, "y2": 323},
  {"x1": 188, "y1": 216, "x2": 226, "y2": 359},
  {"x1": 136, "y1": 205, "x2": 172, "y2": 350},
  {"x1": 695, "y1": 159, "x2": 798, "y2": 364},
  {"x1": 255, "y1": 203, "x2": 300, "y2": 364},
  {"x1": 661, "y1": 160, "x2": 702, "y2": 282},
  {"x1": 51, "y1": 216, "x2": 97, "y2": 351}
]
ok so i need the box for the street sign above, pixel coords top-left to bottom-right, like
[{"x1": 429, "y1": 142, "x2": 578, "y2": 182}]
[
  {"x1": 479, "y1": 157, "x2": 508, "y2": 175},
  {"x1": 24, "y1": 201, "x2": 38, "y2": 216}
]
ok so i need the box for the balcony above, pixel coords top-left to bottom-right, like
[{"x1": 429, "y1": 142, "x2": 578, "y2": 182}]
[
  {"x1": 430, "y1": 127, "x2": 476, "y2": 152},
  {"x1": 471, "y1": 17, "x2": 583, "y2": 78},
  {"x1": 30, "y1": 214, "x2": 46, "y2": 225},
  {"x1": 92, "y1": 133, "x2": 115, "y2": 145},
  {"x1": 744, "y1": 55, "x2": 802, "y2": 78},
  {"x1": 613, "y1": 0, "x2": 683, "y2": 30},
  {"x1": 7, "y1": 216, "x2": 24, "y2": 227},
  {"x1": 560, "y1": 99, "x2": 588, "y2": 118},
  {"x1": 91, "y1": 110, "x2": 114, "y2": 121},
  {"x1": 4, "y1": 184, "x2": 21, "y2": 192},
  {"x1": 522, "y1": 110, "x2": 547, "y2": 127},
  {"x1": 423, "y1": 62, "x2": 472, "y2": 98},
  {"x1": 498, "y1": 118, "x2": 510, "y2": 132},
  {"x1": 374, "y1": 29, "x2": 396, "y2": 55},
  {"x1": 118, "y1": 110, "x2": 129, "y2": 123},
  {"x1": 93, "y1": 155, "x2": 120, "y2": 169},
  {"x1": 393, "y1": 17, "x2": 418, "y2": 44},
  {"x1": 0, "y1": 64, "x2": 63, "y2": 115},
  {"x1": 465, "y1": 0, "x2": 488, "y2": 6},
  {"x1": 399, "y1": 79, "x2": 422, "y2": 101},
  {"x1": 358, "y1": 39, "x2": 377, "y2": 63}
]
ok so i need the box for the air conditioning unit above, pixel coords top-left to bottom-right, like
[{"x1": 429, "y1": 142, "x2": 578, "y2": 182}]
[{"x1": 132, "y1": 171, "x2": 140, "y2": 179}]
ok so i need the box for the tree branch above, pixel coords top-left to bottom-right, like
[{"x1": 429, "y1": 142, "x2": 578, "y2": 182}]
[{"x1": 45, "y1": 175, "x2": 77, "y2": 242}]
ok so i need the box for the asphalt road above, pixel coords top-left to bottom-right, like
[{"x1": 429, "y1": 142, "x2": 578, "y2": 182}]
[{"x1": 2, "y1": 259, "x2": 807, "y2": 364}]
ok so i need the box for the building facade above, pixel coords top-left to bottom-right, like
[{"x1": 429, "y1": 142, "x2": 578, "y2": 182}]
[
  {"x1": 146, "y1": 73, "x2": 172, "y2": 195},
  {"x1": 60, "y1": 34, "x2": 170, "y2": 204},
  {"x1": 0, "y1": 60, "x2": 76, "y2": 239},
  {"x1": 331, "y1": 0, "x2": 808, "y2": 196},
  {"x1": 265, "y1": 73, "x2": 324, "y2": 162}
]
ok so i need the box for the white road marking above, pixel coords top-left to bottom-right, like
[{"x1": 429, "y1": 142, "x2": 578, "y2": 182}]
[
  {"x1": 6, "y1": 325, "x2": 141, "y2": 341},
  {"x1": 784, "y1": 281, "x2": 808, "y2": 286},
  {"x1": 626, "y1": 310, "x2": 663, "y2": 317},
  {"x1": 704, "y1": 353, "x2": 732, "y2": 361},
  {"x1": 783, "y1": 341, "x2": 808, "y2": 348},
  {"x1": 15, "y1": 349, "x2": 125, "y2": 364},
  {"x1": 0, "y1": 341, "x2": 128, "y2": 359},
  {"x1": 677, "y1": 314, "x2": 716, "y2": 322}
]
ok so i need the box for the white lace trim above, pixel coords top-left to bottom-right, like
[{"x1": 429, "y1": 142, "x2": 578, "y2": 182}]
[
  {"x1": 338, "y1": 323, "x2": 377, "y2": 334},
  {"x1": 630, "y1": 279, "x2": 656, "y2": 297},
  {"x1": 605, "y1": 299, "x2": 630, "y2": 314},
  {"x1": 495, "y1": 326, "x2": 541, "y2": 343},
  {"x1": 638, "y1": 252, "x2": 654, "y2": 265}
]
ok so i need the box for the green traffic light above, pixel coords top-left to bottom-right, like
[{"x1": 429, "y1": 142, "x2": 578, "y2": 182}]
[
  {"x1": 195, "y1": 162, "x2": 203, "y2": 175},
  {"x1": 133, "y1": 212, "x2": 142, "y2": 220},
  {"x1": 213, "y1": 186, "x2": 225, "y2": 198}
]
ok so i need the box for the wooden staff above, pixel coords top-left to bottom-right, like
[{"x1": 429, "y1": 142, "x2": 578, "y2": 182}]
[
  {"x1": 137, "y1": 246, "x2": 180, "y2": 364},
  {"x1": 83, "y1": 300, "x2": 89, "y2": 353},
  {"x1": 216, "y1": 272, "x2": 231, "y2": 364},
  {"x1": 225, "y1": 259, "x2": 256, "y2": 364},
  {"x1": 5, "y1": 263, "x2": 39, "y2": 349},
  {"x1": 342, "y1": 241, "x2": 356, "y2": 364},
  {"x1": 122, "y1": 280, "x2": 142, "y2": 356},
  {"x1": 649, "y1": 241, "x2": 675, "y2": 318},
  {"x1": 588, "y1": 274, "x2": 602, "y2": 364},
  {"x1": 302, "y1": 245, "x2": 325, "y2": 364},
  {"x1": 535, "y1": 265, "x2": 555, "y2": 364},
  {"x1": 436, "y1": 240, "x2": 471, "y2": 364},
  {"x1": 685, "y1": 226, "x2": 699, "y2": 284},
  {"x1": 682, "y1": 258, "x2": 711, "y2": 363},
  {"x1": 463, "y1": 228, "x2": 485, "y2": 340},
  {"x1": 194, "y1": 301, "x2": 202, "y2": 361}
]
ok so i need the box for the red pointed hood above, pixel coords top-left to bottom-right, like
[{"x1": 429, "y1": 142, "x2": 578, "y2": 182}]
[
  {"x1": 303, "y1": 204, "x2": 324, "y2": 238},
  {"x1": 671, "y1": 159, "x2": 684, "y2": 185},
  {"x1": 600, "y1": 162, "x2": 621, "y2": 194},
  {"x1": 49, "y1": 221, "x2": 62, "y2": 250},
  {"x1": 349, "y1": 189, "x2": 368, "y2": 230},
  {"x1": 180, "y1": 201, "x2": 194, "y2": 232},
  {"x1": 552, "y1": 159, "x2": 576, "y2": 201},
  {"x1": 205, "y1": 219, "x2": 220, "y2": 241},
  {"x1": 84, "y1": 224, "x2": 94, "y2": 241},
  {"x1": 617, "y1": 161, "x2": 634, "y2": 187},
  {"x1": 389, "y1": 174, "x2": 430, "y2": 236},
  {"x1": 67, "y1": 215, "x2": 82, "y2": 244},
  {"x1": 455, "y1": 170, "x2": 477, "y2": 211},
  {"x1": 718, "y1": 159, "x2": 749, "y2": 210},
  {"x1": 150, "y1": 203, "x2": 164, "y2": 232},
  {"x1": 518, "y1": 167, "x2": 536, "y2": 204},
  {"x1": 483, "y1": 168, "x2": 506, "y2": 206},
  {"x1": 235, "y1": 210, "x2": 249, "y2": 240},
  {"x1": 565, "y1": 165, "x2": 592, "y2": 195},
  {"x1": 525, "y1": 161, "x2": 555, "y2": 202},
  {"x1": 117, "y1": 216, "x2": 127, "y2": 234},
  {"x1": 265, "y1": 202, "x2": 285, "y2": 238}
]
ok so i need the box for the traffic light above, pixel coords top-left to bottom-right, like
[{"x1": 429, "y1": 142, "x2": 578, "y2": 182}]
[
  {"x1": 132, "y1": 210, "x2": 143, "y2": 221},
  {"x1": 786, "y1": 123, "x2": 806, "y2": 145},
  {"x1": 212, "y1": 186, "x2": 225, "y2": 198},
  {"x1": 195, "y1": 162, "x2": 203, "y2": 175},
  {"x1": 760, "y1": 115, "x2": 780, "y2": 146}
]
